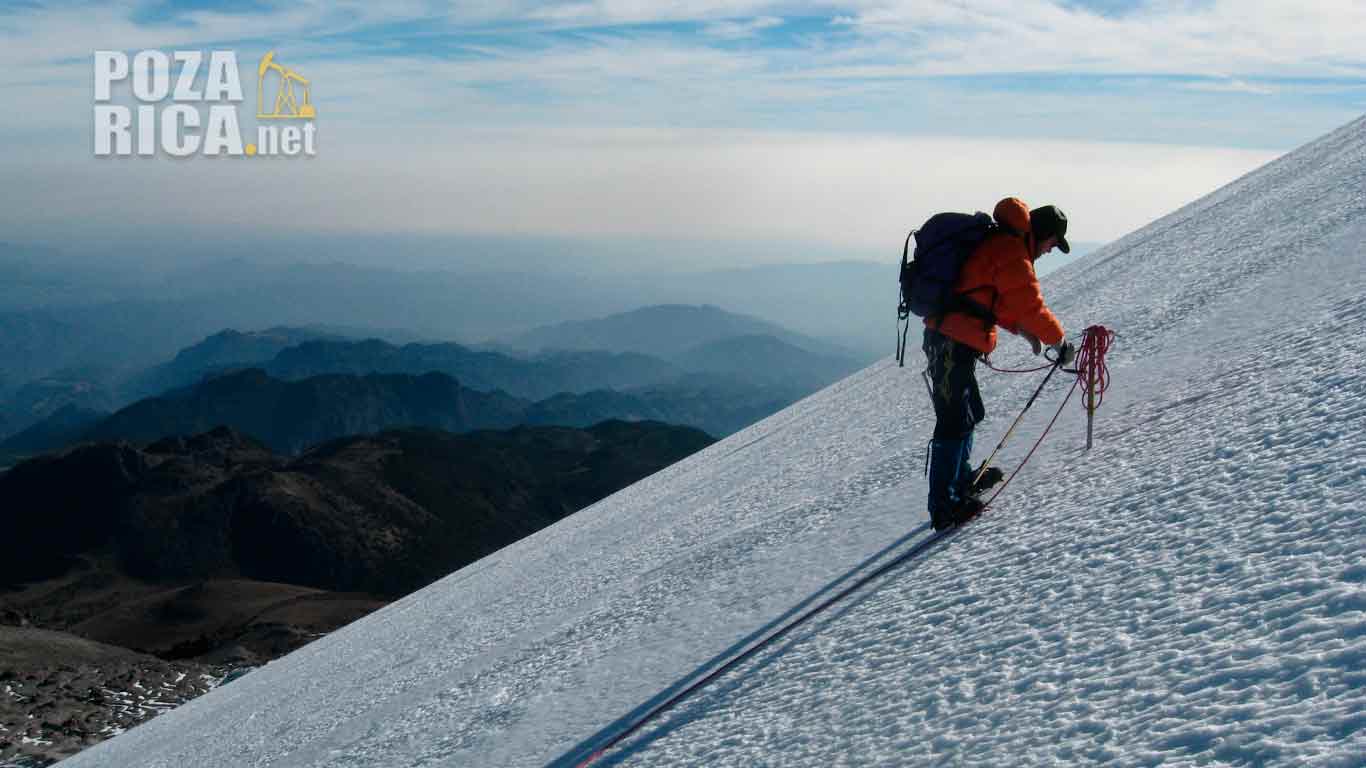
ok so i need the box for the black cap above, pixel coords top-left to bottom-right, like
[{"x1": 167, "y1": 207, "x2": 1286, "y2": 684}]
[{"x1": 1030, "y1": 205, "x2": 1070, "y2": 254}]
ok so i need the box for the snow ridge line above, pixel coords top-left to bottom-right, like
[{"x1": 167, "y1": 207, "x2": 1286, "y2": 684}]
[{"x1": 550, "y1": 519, "x2": 964, "y2": 768}]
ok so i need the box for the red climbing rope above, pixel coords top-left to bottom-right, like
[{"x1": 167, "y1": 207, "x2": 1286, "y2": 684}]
[
  {"x1": 1077, "y1": 324, "x2": 1115, "y2": 449},
  {"x1": 1077, "y1": 324, "x2": 1116, "y2": 409}
]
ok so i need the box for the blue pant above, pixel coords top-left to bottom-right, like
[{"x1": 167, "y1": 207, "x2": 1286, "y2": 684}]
[{"x1": 923, "y1": 329, "x2": 985, "y2": 525}]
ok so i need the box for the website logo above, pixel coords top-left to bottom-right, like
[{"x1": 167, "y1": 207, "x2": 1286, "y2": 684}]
[
  {"x1": 93, "y1": 50, "x2": 317, "y2": 158},
  {"x1": 257, "y1": 51, "x2": 315, "y2": 119}
]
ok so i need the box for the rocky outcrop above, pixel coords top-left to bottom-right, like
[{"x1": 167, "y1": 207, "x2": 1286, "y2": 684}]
[{"x1": 2, "y1": 421, "x2": 713, "y2": 596}]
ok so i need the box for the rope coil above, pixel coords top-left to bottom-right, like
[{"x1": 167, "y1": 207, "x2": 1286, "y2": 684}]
[
  {"x1": 1077, "y1": 324, "x2": 1115, "y2": 406},
  {"x1": 1077, "y1": 324, "x2": 1115, "y2": 449}
]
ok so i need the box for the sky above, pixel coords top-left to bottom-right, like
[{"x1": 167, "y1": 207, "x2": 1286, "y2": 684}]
[{"x1": 2, "y1": 1, "x2": 1365, "y2": 271}]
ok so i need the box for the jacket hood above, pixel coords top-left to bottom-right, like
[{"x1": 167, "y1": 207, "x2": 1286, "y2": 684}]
[{"x1": 992, "y1": 197, "x2": 1031, "y2": 234}]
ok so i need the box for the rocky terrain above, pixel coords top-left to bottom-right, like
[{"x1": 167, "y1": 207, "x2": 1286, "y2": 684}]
[
  {"x1": 0, "y1": 420, "x2": 712, "y2": 765},
  {"x1": 0, "y1": 625, "x2": 221, "y2": 766}
]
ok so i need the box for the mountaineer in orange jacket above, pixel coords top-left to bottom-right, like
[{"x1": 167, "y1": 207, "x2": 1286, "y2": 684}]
[{"x1": 922, "y1": 197, "x2": 1076, "y2": 531}]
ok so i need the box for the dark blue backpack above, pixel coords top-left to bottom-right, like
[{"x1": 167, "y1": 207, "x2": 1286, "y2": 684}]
[{"x1": 895, "y1": 211, "x2": 999, "y2": 365}]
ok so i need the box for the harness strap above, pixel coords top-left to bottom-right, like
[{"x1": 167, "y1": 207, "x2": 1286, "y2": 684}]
[
  {"x1": 932, "y1": 288, "x2": 996, "y2": 334},
  {"x1": 896, "y1": 230, "x2": 915, "y2": 321}
]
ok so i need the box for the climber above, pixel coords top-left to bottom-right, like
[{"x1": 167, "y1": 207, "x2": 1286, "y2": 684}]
[{"x1": 923, "y1": 198, "x2": 1075, "y2": 531}]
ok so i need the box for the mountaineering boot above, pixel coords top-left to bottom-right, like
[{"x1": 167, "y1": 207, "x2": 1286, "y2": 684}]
[
  {"x1": 927, "y1": 438, "x2": 968, "y2": 532},
  {"x1": 966, "y1": 464, "x2": 1004, "y2": 497},
  {"x1": 952, "y1": 495, "x2": 985, "y2": 526},
  {"x1": 931, "y1": 510, "x2": 955, "y2": 533}
]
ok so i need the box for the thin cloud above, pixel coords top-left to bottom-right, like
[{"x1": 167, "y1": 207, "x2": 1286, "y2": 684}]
[
  {"x1": 7, "y1": 3, "x2": 1366, "y2": 95},
  {"x1": 703, "y1": 15, "x2": 784, "y2": 40},
  {"x1": 831, "y1": 1, "x2": 1366, "y2": 78},
  {"x1": 1182, "y1": 79, "x2": 1277, "y2": 96}
]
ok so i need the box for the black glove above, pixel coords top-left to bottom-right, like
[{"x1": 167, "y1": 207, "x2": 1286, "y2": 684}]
[{"x1": 1051, "y1": 341, "x2": 1076, "y2": 366}]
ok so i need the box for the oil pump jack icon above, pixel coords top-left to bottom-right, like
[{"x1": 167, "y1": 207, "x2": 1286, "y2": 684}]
[{"x1": 256, "y1": 51, "x2": 315, "y2": 119}]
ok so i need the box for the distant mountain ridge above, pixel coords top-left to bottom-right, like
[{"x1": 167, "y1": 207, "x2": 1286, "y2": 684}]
[
  {"x1": 676, "y1": 333, "x2": 862, "y2": 391},
  {"x1": 2, "y1": 307, "x2": 867, "y2": 463},
  {"x1": 0, "y1": 256, "x2": 898, "y2": 401},
  {"x1": 265, "y1": 338, "x2": 681, "y2": 402},
  {"x1": 3, "y1": 368, "x2": 797, "y2": 461},
  {"x1": 86, "y1": 369, "x2": 527, "y2": 455},
  {"x1": 502, "y1": 304, "x2": 854, "y2": 359},
  {"x1": 121, "y1": 327, "x2": 345, "y2": 401}
]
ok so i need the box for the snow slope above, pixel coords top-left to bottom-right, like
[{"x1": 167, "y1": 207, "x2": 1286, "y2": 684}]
[{"x1": 60, "y1": 116, "x2": 1366, "y2": 767}]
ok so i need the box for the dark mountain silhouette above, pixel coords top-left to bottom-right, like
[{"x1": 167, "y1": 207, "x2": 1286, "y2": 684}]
[
  {"x1": 1, "y1": 420, "x2": 712, "y2": 610},
  {"x1": 5, "y1": 315, "x2": 868, "y2": 462},
  {"x1": 22, "y1": 369, "x2": 790, "y2": 462},
  {"x1": 7, "y1": 333, "x2": 859, "y2": 462},
  {"x1": 85, "y1": 369, "x2": 528, "y2": 455},
  {"x1": 258, "y1": 314, "x2": 858, "y2": 400},
  {"x1": 0, "y1": 403, "x2": 107, "y2": 466},
  {"x1": 4, "y1": 303, "x2": 871, "y2": 463}
]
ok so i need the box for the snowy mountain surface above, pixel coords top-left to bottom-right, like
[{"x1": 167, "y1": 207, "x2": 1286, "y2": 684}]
[{"x1": 60, "y1": 117, "x2": 1366, "y2": 767}]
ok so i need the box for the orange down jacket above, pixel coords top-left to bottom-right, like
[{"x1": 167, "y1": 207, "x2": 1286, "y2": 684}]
[{"x1": 925, "y1": 197, "x2": 1065, "y2": 355}]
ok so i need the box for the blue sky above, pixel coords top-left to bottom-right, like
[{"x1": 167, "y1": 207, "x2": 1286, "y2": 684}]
[
  {"x1": 62, "y1": 0, "x2": 1360, "y2": 148},
  {"x1": 2, "y1": 1, "x2": 1364, "y2": 268}
]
